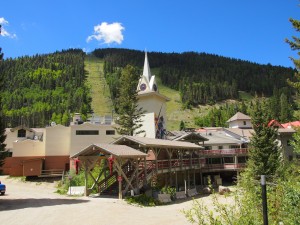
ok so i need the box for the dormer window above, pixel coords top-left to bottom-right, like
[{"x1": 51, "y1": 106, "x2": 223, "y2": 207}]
[{"x1": 17, "y1": 129, "x2": 26, "y2": 138}]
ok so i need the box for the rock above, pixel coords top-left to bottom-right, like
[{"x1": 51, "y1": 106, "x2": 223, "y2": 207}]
[
  {"x1": 218, "y1": 186, "x2": 230, "y2": 195},
  {"x1": 202, "y1": 187, "x2": 212, "y2": 194}
]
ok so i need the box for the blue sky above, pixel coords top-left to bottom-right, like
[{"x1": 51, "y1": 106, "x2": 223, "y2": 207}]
[{"x1": 1, "y1": 0, "x2": 299, "y2": 67}]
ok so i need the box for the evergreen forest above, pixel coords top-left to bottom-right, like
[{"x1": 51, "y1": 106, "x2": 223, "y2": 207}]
[
  {"x1": 0, "y1": 47, "x2": 297, "y2": 128},
  {"x1": 94, "y1": 48, "x2": 295, "y2": 106},
  {"x1": 0, "y1": 49, "x2": 91, "y2": 127}
]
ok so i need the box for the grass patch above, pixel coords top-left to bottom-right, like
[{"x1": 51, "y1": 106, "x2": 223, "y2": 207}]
[{"x1": 85, "y1": 54, "x2": 113, "y2": 116}]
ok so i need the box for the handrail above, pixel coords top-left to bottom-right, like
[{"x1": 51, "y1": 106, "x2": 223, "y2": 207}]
[
  {"x1": 202, "y1": 163, "x2": 246, "y2": 170},
  {"x1": 200, "y1": 148, "x2": 248, "y2": 155}
]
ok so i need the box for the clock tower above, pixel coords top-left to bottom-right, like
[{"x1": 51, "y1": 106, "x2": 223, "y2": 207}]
[{"x1": 136, "y1": 52, "x2": 169, "y2": 139}]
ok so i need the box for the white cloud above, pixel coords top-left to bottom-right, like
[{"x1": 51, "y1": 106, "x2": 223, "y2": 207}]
[
  {"x1": 87, "y1": 22, "x2": 124, "y2": 44},
  {"x1": 0, "y1": 17, "x2": 17, "y2": 39}
]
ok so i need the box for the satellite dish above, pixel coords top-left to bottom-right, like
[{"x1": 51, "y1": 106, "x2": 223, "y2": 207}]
[{"x1": 51, "y1": 121, "x2": 56, "y2": 126}]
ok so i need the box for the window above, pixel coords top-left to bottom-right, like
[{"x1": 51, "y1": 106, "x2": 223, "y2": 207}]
[
  {"x1": 17, "y1": 129, "x2": 26, "y2": 138},
  {"x1": 237, "y1": 156, "x2": 248, "y2": 163},
  {"x1": 229, "y1": 145, "x2": 240, "y2": 149},
  {"x1": 211, "y1": 158, "x2": 222, "y2": 164},
  {"x1": 223, "y1": 157, "x2": 234, "y2": 164},
  {"x1": 76, "y1": 130, "x2": 99, "y2": 135},
  {"x1": 206, "y1": 158, "x2": 222, "y2": 164},
  {"x1": 204, "y1": 146, "x2": 212, "y2": 150},
  {"x1": 218, "y1": 146, "x2": 223, "y2": 150},
  {"x1": 243, "y1": 121, "x2": 246, "y2": 125},
  {"x1": 106, "y1": 130, "x2": 115, "y2": 135}
]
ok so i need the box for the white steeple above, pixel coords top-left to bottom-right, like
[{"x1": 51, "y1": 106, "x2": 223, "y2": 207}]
[{"x1": 143, "y1": 51, "x2": 152, "y2": 82}]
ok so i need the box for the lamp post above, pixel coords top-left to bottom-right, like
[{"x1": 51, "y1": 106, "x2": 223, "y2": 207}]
[{"x1": 261, "y1": 175, "x2": 268, "y2": 225}]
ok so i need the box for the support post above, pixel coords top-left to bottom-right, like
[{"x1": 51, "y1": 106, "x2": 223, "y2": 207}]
[
  {"x1": 84, "y1": 164, "x2": 88, "y2": 196},
  {"x1": 144, "y1": 157, "x2": 147, "y2": 185},
  {"x1": 200, "y1": 171, "x2": 203, "y2": 186},
  {"x1": 193, "y1": 169, "x2": 196, "y2": 188},
  {"x1": 261, "y1": 175, "x2": 268, "y2": 225},
  {"x1": 175, "y1": 171, "x2": 178, "y2": 191},
  {"x1": 187, "y1": 170, "x2": 190, "y2": 189}
]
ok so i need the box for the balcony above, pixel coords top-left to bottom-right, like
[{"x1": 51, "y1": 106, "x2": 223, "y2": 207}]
[{"x1": 200, "y1": 148, "x2": 248, "y2": 156}]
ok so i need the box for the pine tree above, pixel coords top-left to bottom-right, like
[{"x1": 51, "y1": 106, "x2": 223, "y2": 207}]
[
  {"x1": 115, "y1": 65, "x2": 145, "y2": 136},
  {"x1": 247, "y1": 100, "x2": 281, "y2": 177},
  {"x1": 286, "y1": 18, "x2": 300, "y2": 91},
  {"x1": 0, "y1": 25, "x2": 8, "y2": 169},
  {"x1": 179, "y1": 120, "x2": 185, "y2": 131}
]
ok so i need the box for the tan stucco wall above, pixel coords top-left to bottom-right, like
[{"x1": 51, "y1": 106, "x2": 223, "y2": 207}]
[
  {"x1": 5, "y1": 129, "x2": 35, "y2": 149},
  {"x1": 13, "y1": 140, "x2": 45, "y2": 157},
  {"x1": 44, "y1": 124, "x2": 70, "y2": 156},
  {"x1": 69, "y1": 123, "x2": 120, "y2": 156}
]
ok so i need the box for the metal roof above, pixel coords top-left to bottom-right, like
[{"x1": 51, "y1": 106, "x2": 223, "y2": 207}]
[
  {"x1": 197, "y1": 130, "x2": 244, "y2": 145},
  {"x1": 113, "y1": 135, "x2": 203, "y2": 149},
  {"x1": 71, "y1": 143, "x2": 147, "y2": 158}
]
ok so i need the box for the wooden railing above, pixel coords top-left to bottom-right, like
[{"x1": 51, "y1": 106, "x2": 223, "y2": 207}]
[
  {"x1": 200, "y1": 148, "x2": 248, "y2": 155},
  {"x1": 39, "y1": 169, "x2": 64, "y2": 177},
  {"x1": 143, "y1": 158, "x2": 245, "y2": 173},
  {"x1": 202, "y1": 163, "x2": 246, "y2": 171}
]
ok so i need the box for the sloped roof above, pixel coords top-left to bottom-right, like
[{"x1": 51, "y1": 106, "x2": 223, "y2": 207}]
[
  {"x1": 223, "y1": 128, "x2": 253, "y2": 139},
  {"x1": 113, "y1": 135, "x2": 203, "y2": 149},
  {"x1": 227, "y1": 112, "x2": 251, "y2": 123},
  {"x1": 71, "y1": 143, "x2": 147, "y2": 158},
  {"x1": 10, "y1": 125, "x2": 34, "y2": 132},
  {"x1": 173, "y1": 132, "x2": 209, "y2": 142},
  {"x1": 281, "y1": 121, "x2": 300, "y2": 128},
  {"x1": 197, "y1": 130, "x2": 244, "y2": 145},
  {"x1": 268, "y1": 119, "x2": 284, "y2": 128}
]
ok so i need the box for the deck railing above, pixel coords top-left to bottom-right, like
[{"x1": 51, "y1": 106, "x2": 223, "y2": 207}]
[
  {"x1": 200, "y1": 148, "x2": 248, "y2": 155},
  {"x1": 142, "y1": 158, "x2": 245, "y2": 172},
  {"x1": 202, "y1": 163, "x2": 246, "y2": 170}
]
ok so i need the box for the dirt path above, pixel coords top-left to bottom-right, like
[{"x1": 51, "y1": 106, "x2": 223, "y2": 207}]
[{"x1": 0, "y1": 176, "x2": 233, "y2": 225}]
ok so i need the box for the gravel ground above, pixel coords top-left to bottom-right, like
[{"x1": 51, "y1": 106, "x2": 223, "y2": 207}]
[{"x1": 0, "y1": 175, "x2": 234, "y2": 225}]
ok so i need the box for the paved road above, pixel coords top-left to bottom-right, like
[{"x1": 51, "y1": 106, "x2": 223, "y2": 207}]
[{"x1": 0, "y1": 176, "x2": 195, "y2": 225}]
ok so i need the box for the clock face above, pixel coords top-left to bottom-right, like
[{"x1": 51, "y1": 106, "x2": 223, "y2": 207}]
[
  {"x1": 140, "y1": 83, "x2": 146, "y2": 91},
  {"x1": 153, "y1": 84, "x2": 157, "y2": 91}
]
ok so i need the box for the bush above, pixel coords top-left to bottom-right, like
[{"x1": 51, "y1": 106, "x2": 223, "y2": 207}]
[{"x1": 125, "y1": 194, "x2": 161, "y2": 207}]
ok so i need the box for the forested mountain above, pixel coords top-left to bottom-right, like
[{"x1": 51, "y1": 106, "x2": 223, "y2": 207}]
[
  {"x1": 0, "y1": 49, "x2": 91, "y2": 128},
  {"x1": 0, "y1": 47, "x2": 296, "y2": 129},
  {"x1": 93, "y1": 48, "x2": 295, "y2": 106}
]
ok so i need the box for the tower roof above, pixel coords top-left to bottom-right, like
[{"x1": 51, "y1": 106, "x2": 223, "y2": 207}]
[
  {"x1": 226, "y1": 112, "x2": 251, "y2": 123},
  {"x1": 142, "y1": 51, "x2": 151, "y2": 82}
]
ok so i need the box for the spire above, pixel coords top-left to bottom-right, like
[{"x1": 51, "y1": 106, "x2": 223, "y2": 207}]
[{"x1": 143, "y1": 51, "x2": 152, "y2": 82}]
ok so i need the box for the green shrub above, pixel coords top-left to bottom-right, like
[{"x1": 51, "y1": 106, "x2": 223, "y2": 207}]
[{"x1": 125, "y1": 194, "x2": 161, "y2": 207}]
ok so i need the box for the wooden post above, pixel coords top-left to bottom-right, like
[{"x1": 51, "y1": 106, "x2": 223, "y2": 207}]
[
  {"x1": 118, "y1": 170, "x2": 122, "y2": 200},
  {"x1": 193, "y1": 169, "x2": 196, "y2": 188},
  {"x1": 200, "y1": 171, "x2": 203, "y2": 186},
  {"x1": 84, "y1": 163, "x2": 88, "y2": 196},
  {"x1": 175, "y1": 171, "x2": 178, "y2": 191},
  {"x1": 135, "y1": 159, "x2": 139, "y2": 192},
  {"x1": 144, "y1": 157, "x2": 147, "y2": 185},
  {"x1": 187, "y1": 170, "x2": 190, "y2": 189}
]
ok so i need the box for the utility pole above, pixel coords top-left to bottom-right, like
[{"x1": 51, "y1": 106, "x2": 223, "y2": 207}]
[{"x1": 261, "y1": 175, "x2": 268, "y2": 225}]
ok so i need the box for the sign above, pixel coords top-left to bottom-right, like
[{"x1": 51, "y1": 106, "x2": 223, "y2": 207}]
[{"x1": 117, "y1": 176, "x2": 122, "y2": 182}]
